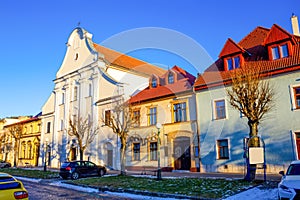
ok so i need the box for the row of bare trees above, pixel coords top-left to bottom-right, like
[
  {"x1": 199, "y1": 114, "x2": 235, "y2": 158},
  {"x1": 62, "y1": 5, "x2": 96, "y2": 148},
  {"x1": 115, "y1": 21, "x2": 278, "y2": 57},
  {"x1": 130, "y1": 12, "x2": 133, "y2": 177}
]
[
  {"x1": 67, "y1": 96, "x2": 132, "y2": 175},
  {"x1": 0, "y1": 66, "x2": 273, "y2": 181}
]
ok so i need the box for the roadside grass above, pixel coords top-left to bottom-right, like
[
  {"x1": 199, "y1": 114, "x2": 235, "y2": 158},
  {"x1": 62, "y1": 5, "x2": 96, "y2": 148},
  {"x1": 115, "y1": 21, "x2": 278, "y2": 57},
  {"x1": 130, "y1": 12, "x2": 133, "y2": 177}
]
[
  {"x1": 0, "y1": 168, "x2": 60, "y2": 179},
  {"x1": 70, "y1": 175, "x2": 258, "y2": 199}
]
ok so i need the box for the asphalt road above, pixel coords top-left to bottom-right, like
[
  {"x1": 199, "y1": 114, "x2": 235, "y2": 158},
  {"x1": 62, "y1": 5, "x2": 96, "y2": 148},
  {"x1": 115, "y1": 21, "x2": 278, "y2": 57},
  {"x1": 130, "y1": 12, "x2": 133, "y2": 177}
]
[{"x1": 22, "y1": 180, "x2": 134, "y2": 200}]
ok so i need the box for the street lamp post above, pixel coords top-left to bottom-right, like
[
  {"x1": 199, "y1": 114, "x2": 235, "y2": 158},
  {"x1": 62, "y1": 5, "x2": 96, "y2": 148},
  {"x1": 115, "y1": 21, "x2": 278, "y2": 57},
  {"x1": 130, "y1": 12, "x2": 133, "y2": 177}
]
[
  {"x1": 156, "y1": 123, "x2": 162, "y2": 180},
  {"x1": 43, "y1": 138, "x2": 48, "y2": 172}
]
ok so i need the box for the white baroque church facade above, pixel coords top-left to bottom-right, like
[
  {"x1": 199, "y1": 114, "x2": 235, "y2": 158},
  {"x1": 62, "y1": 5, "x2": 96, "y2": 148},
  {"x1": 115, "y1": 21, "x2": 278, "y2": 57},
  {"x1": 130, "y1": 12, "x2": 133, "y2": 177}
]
[{"x1": 39, "y1": 27, "x2": 165, "y2": 169}]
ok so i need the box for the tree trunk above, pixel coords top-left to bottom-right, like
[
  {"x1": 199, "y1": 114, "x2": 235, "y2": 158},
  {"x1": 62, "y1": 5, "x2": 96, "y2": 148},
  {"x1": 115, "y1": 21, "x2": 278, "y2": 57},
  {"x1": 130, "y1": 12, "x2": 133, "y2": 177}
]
[
  {"x1": 80, "y1": 149, "x2": 84, "y2": 160},
  {"x1": 120, "y1": 136, "x2": 126, "y2": 175},
  {"x1": 14, "y1": 139, "x2": 19, "y2": 167},
  {"x1": 245, "y1": 121, "x2": 260, "y2": 181}
]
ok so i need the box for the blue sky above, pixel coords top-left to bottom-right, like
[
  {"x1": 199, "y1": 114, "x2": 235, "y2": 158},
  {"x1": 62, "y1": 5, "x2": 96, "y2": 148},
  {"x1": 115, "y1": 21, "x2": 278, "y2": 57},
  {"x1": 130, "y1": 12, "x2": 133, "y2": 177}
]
[{"x1": 0, "y1": 0, "x2": 299, "y2": 118}]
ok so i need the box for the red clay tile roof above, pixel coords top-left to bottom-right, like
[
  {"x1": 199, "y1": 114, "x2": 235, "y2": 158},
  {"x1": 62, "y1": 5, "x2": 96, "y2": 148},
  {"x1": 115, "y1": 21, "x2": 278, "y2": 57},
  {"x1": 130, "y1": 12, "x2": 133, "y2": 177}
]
[
  {"x1": 219, "y1": 38, "x2": 245, "y2": 58},
  {"x1": 194, "y1": 24, "x2": 300, "y2": 91},
  {"x1": 93, "y1": 43, "x2": 166, "y2": 77},
  {"x1": 129, "y1": 66, "x2": 195, "y2": 104}
]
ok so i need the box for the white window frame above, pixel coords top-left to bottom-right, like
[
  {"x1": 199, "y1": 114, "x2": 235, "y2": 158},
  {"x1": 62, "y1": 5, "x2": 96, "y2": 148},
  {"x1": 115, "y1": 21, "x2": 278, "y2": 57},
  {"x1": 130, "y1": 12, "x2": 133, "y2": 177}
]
[
  {"x1": 216, "y1": 138, "x2": 230, "y2": 160},
  {"x1": 212, "y1": 98, "x2": 228, "y2": 120},
  {"x1": 290, "y1": 84, "x2": 300, "y2": 111}
]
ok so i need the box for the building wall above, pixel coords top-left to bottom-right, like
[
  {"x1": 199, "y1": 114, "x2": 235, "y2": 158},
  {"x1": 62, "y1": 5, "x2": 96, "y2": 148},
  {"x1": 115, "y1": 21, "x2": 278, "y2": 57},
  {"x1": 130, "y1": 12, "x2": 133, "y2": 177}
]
[
  {"x1": 128, "y1": 93, "x2": 199, "y2": 171},
  {"x1": 40, "y1": 28, "x2": 150, "y2": 170},
  {"x1": 196, "y1": 70, "x2": 300, "y2": 173}
]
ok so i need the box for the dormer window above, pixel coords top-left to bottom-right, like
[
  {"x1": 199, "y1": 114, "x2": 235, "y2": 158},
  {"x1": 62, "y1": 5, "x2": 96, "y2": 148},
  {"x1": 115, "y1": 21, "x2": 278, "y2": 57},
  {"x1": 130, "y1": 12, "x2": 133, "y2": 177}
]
[
  {"x1": 168, "y1": 72, "x2": 174, "y2": 84},
  {"x1": 226, "y1": 55, "x2": 240, "y2": 71},
  {"x1": 151, "y1": 77, "x2": 157, "y2": 88},
  {"x1": 271, "y1": 44, "x2": 289, "y2": 60}
]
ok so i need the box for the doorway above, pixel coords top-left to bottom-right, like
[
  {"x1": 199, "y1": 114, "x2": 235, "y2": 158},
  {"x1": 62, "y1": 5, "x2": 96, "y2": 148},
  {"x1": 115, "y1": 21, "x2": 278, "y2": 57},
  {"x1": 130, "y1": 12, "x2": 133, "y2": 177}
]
[
  {"x1": 173, "y1": 136, "x2": 191, "y2": 170},
  {"x1": 296, "y1": 132, "x2": 300, "y2": 159},
  {"x1": 106, "y1": 143, "x2": 113, "y2": 167}
]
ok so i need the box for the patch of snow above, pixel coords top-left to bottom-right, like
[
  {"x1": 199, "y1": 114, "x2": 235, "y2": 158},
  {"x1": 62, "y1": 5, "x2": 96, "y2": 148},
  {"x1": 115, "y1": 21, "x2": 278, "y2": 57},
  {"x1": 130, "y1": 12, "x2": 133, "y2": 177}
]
[
  {"x1": 105, "y1": 191, "x2": 187, "y2": 200},
  {"x1": 15, "y1": 176, "x2": 41, "y2": 183},
  {"x1": 49, "y1": 181, "x2": 99, "y2": 193},
  {"x1": 224, "y1": 186, "x2": 278, "y2": 200}
]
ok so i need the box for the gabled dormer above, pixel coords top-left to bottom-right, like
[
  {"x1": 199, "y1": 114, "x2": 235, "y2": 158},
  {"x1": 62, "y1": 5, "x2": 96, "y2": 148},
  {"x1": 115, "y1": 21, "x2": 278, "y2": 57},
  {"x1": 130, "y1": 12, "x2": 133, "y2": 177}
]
[
  {"x1": 149, "y1": 74, "x2": 160, "y2": 88},
  {"x1": 264, "y1": 24, "x2": 296, "y2": 60},
  {"x1": 219, "y1": 38, "x2": 245, "y2": 71}
]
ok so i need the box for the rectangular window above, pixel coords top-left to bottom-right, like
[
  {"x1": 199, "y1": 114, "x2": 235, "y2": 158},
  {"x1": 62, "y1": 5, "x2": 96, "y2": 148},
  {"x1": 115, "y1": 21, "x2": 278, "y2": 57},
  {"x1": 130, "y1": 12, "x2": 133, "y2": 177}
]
[
  {"x1": 74, "y1": 86, "x2": 78, "y2": 101},
  {"x1": 132, "y1": 110, "x2": 140, "y2": 127},
  {"x1": 226, "y1": 56, "x2": 240, "y2": 70},
  {"x1": 226, "y1": 58, "x2": 233, "y2": 70},
  {"x1": 294, "y1": 87, "x2": 300, "y2": 109},
  {"x1": 217, "y1": 139, "x2": 229, "y2": 159},
  {"x1": 148, "y1": 107, "x2": 157, "y2": 125},
  {"x1": 60, "y1": 120, "x2": 64, "y2": 130},
  {"x1": 88, "y1": 84, "x2": 92, "y2": 96},
  {"x1": 150, "y1": 142, "x2": 157, "y2": 161},
  {"x1": 133, "y1": 143, "x2": 140, "y2": 161},
  {"x1": 105, "y1": 110, "x2": 111, "y2": 126},
  {"x1": 272, "y1": 46, "x2": 280, "y2": 60},
  {"x1": 234, "y1": 56, "x2": 240, "y2": 68},
  {"x1": 280, "y1": 44, "x2": 289, "y2": 58},
  {"x1": 46, "y1": 122, "x2": 51, "y2": 133},
  {"x1": 173, "y1": 102, "x2": 187, "y2": 122},
  {"x1": 61, "y1": 93, "x2": 65, "y2": 104},
  {"x1": 214, "y1": 100, "x2": 226, "y2": 119}
]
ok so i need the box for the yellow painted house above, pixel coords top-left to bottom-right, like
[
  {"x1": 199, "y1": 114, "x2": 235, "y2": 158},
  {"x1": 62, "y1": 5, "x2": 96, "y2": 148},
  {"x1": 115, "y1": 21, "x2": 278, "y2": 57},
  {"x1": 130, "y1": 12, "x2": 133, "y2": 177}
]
[{"x1": 3, "y1": 115, "x2": 41, "y2": 167}]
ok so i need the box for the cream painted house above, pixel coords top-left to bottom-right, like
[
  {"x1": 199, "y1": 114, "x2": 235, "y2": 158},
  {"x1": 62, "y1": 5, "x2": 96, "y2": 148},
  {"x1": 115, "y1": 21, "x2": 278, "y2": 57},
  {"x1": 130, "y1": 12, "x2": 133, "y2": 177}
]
[
  {"x1": 39, "y1": 27, "x2": 165, "y2": 169},
  {"x1": 128, "y1": 66, "x2": 199, "y2": 172}
]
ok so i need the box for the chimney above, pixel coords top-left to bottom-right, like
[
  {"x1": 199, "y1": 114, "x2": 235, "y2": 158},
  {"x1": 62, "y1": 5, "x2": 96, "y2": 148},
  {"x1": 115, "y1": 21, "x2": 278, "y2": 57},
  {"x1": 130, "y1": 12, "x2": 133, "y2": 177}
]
[{"x1": 291, "y1": 14, "x2": 300, "y2": 36}]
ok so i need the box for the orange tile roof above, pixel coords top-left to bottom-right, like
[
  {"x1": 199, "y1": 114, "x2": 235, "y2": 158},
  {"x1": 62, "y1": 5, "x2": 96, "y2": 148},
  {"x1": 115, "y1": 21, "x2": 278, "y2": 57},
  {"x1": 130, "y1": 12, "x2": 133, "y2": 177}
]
[
  {"x1": 129, "y1": 66, "x2": 195, "y2": 104},
  {"x1": 93, "y1": 43, "x2": 166, "y2": 76},
  {"x1": 194, "y1": 24, "x2": 300, "y2": 91},
  {"x1": 219, "y1": 38, "x2": 245, "y2": 58}
]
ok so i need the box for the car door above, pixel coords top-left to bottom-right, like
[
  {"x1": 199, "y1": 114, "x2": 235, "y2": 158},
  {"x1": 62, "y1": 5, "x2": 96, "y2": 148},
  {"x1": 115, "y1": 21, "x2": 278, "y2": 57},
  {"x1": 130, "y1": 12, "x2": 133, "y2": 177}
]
[
  {"x1": 76, "y1": 161, "x2": 87, "y2": 176},
  {"x1": 85, "y1": 161, "x2": 98, "y2": 176}
]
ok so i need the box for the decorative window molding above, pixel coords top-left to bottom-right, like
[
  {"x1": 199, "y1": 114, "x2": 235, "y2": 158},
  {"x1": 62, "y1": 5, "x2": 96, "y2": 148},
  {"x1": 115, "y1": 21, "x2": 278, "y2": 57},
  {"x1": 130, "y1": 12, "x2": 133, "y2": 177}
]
[
  {"x1": 172, "y1": 102, "x2": 187, "y2": 123},
  {"x1": 132, "y1": 143, "x2": 140, "y2": 161},
  {"x1": 149, "y1": 142, "x2": 158, "y2": 161},
  {"x1": 147, "y1": 107, "x2": 157, "y2": 126}
]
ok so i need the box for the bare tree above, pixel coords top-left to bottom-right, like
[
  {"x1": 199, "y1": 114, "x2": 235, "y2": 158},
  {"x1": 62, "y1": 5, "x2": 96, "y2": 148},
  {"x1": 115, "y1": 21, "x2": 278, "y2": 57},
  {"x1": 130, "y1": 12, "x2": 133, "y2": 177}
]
[
  {"x1": 68, "y1": 116, "x2": 100, "y2": 160},
  {"x1": 104, "y1": 96, "x2": 133, "y2": 175},
  {"x1": 226, "y1": 66, "x2": 275, "y2": 180},
  {"x1": 8, "y1": 124, "x2": 23, "y2": 167}
]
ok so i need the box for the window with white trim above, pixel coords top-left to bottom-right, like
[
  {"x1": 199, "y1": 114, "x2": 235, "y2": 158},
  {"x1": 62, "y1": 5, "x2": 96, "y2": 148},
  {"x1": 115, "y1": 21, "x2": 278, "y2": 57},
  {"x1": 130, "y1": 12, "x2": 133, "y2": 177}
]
[
  {"x1": 217, "y1": 139, "x2": 229, "y2": 159},
  {"x1": 214, "y1": 99, "x2": 226, "y2": 119}
]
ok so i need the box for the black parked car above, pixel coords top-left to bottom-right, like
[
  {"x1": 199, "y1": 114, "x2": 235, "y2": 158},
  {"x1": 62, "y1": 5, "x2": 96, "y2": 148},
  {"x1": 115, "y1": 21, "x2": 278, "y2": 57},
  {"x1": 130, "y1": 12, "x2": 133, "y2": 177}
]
[
  {"x1": 59, "y1": 160, "x2": 106, "y2": 180},
  {"x1": 0, "y1": 160, "x2": 11, "y2": 168}
]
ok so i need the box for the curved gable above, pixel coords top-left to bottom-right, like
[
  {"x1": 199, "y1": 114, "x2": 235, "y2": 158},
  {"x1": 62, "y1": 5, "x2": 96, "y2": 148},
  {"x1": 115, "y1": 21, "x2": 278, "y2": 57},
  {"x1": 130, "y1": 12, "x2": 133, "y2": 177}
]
[{"x1": 56, "y1": 28, "x2": 99, "y2": 78}]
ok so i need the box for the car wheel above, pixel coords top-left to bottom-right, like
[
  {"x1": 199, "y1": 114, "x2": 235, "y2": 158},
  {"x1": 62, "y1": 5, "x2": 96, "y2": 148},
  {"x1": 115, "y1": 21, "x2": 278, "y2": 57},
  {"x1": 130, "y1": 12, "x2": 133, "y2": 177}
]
[
  {"x1": 99, "y1": 169, "x2": 105, "y2": 177},
  {"x1": 71, "y1": 172, "x2": 79, "y2": 180}
]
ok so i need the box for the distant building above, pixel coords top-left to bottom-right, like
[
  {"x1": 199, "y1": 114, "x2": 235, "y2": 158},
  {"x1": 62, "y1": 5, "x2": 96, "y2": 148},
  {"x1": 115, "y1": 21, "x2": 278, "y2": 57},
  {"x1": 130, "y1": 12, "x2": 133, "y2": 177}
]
[
  {"x1": 1, "y1": 115, "x2": 41, "y2": 167},
  {"x1": 40, "y1": 27, "x2": 165, "y2": 169},
  {"x1": 194, "y1": 20, "x2": 300, "y2": 173},
  {"x1": 128, "y1": 66, "x2": 198, "y2": 171}
]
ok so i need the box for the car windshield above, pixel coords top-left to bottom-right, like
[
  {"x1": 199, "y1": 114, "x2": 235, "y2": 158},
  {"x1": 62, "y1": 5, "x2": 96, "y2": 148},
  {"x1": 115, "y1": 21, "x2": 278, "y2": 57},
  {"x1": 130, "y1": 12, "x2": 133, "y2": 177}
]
[{"x1": 286, "y1": 164, "x2": 300, "y2": 175}]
